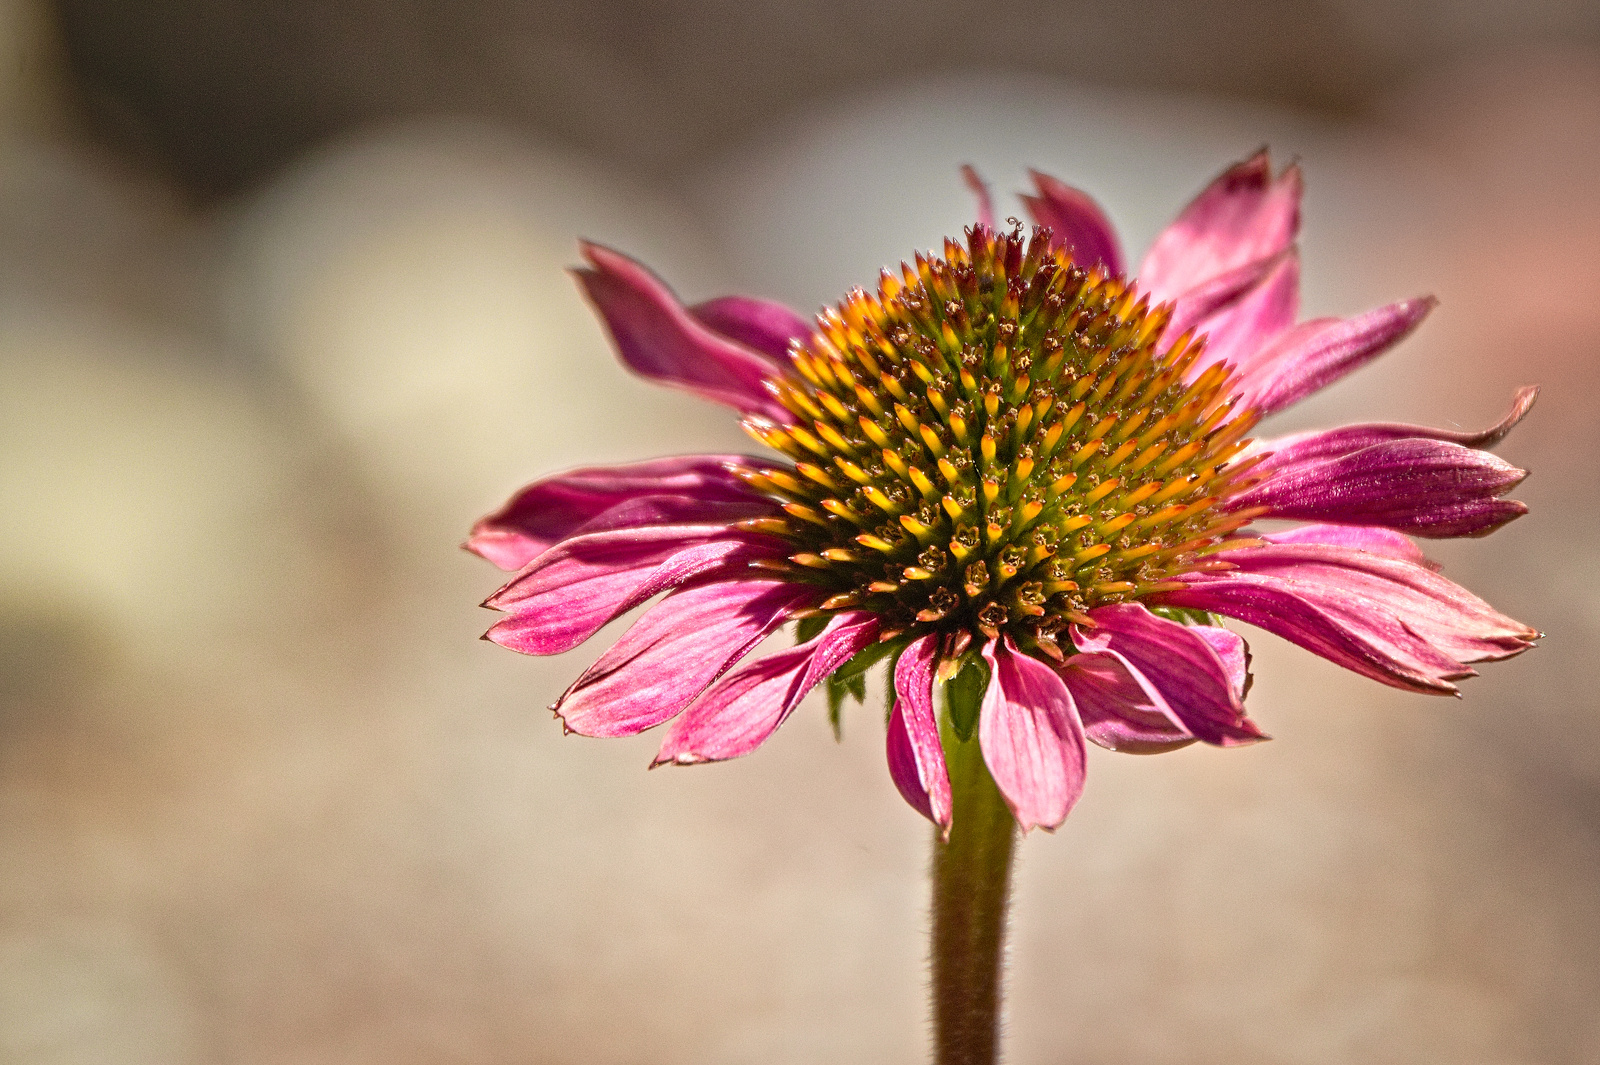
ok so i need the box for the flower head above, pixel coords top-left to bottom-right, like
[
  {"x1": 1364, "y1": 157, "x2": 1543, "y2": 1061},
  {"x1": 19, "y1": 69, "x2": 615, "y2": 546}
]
[{"x1": 470, "y1": 152, "x2": 1537, "y2": 832}]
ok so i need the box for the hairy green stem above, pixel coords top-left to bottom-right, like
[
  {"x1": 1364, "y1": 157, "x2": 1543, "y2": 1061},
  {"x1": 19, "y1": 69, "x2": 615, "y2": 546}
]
[{"x1": 930, "y1": 729, "x2": 1018, "y2": 1065}]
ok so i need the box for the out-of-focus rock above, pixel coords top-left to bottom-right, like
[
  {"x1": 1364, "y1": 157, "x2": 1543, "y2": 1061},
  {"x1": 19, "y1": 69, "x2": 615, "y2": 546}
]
[
  {"x1": 222, "y1": 121, "x2": 752, "y2": 553},
  {"x1": 0, "y1": 328, "x2": 351, "y2": 676},
  {"x1": 0, "y1": 920, "x2": 204, "y2": 1065}
]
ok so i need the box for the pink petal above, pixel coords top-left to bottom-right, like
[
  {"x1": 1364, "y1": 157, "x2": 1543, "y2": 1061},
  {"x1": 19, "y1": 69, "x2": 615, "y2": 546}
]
[
  {"x1": 1156, "y1": 543, "x2": 1537, "y2": 695},
  {"x1": 689, "y1": 296, "x2": 814, "y2": 363},
  {"x1": 979, "y1": 637, "x2": 1088, "y2": 832},
  {"x1": 1163, "y1": 250, "x2": 1290, "y2": 342},
  {"x1": 466, "y1": 454, "x2": 781, "y2": 570},
  {"x1": 574, "y1": 242, "x2": 793, "y2": 421},
  {"x1": 1228, "y1": 438, "x2": 1528, "y2": 538},
  {"x1": 1262, "y1": 524, "x2": 1435, "y2": 568},
  {"x1": 484, "y1": 530, "x2": 784, "y2": 656},
  {"x1": 885, "y1": 634, "x2": 952, "y2": 829},
  {"x1": 553, "y1": 579, "x2": 818, "y2": 738},
  {"x1": 1061, "y1": 652, "x2": 1196, "y2": 755},
  {"x1": 1021, "y1": 170, "x2": 1124, "y2": 275},
  {"x1": 1139, "y1": 151, "x2": 1302, "y2": 305},
  {"x1": 1072, "y1": 604, "x2": 1265, "y2": 747},
  {"x1": 1240, "y1": 297, "x2": 1436, "y2": 415},
  {"x1": 1253, "y1": 386, "x2": 1539, "y2": 466},
  {"x1": 1187, "y1": 251, "x2": 1300, "y2": 379},
  {"x1": 552, "y1": 493, "x2": 778, "y2": 540},
  {"x1": 1192, "y1": 624, "x2": 1252, "y2": 697},
  {"x1": 961, "y1": 165, "x2": 997, "y2": 230},
  {"x1": 655, "y1": 612, "x2": 880, "y2": 764}
]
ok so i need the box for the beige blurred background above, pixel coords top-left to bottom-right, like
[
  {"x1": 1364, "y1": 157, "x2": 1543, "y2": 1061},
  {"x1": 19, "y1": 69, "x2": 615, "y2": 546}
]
[{"x1": 2, "y1": 1, "x2": 1598, "y2": 1061}]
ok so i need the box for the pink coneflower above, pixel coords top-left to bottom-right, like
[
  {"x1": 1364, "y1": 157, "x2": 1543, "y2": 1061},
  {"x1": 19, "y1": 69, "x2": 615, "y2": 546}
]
[{"x1": 469, "y1": 151, "x2": 1536, "y2": 835}]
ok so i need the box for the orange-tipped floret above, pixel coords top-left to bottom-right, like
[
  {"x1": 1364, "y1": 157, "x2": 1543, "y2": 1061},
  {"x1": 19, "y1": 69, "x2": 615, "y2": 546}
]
[{"x1": 734, "y1": 221, "x2": 1263, "y2": 659}]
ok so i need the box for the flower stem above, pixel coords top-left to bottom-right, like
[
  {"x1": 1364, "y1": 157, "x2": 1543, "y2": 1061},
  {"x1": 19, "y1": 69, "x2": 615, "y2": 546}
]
[{"x1": 930, "y1": 730, "x2": 1018, "y2": 1065}]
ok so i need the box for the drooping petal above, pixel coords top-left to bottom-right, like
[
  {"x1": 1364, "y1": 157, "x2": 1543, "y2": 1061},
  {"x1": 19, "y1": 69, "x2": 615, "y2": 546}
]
[
  {"x1": 1261, "y1": 524, "x2": 1434, "y2": 568},
  {"x1": 466, "y1": 454, "x2": 782, "y2": 570},
  {"x1": 654, "y1": 612, "x2": 880, "y2": 764},
  {"x1": 1155, "y1": 543, "x2": 1537, "y2": 695},
  {"x1": 689, "y1": 296, "x2": 814, "y2": 363},
  {"x1": 1239, "y1": 297, "x2": 1436, "y2": 415},
  {"x1": 1061, "y1": 652, "x2": 1196, "y2": 755},
  {"x1": 1253, "y1": 386, "x2": 1539, "y2": 467},
  {"x1": 484, "y1": 529, "x2": 785, "y2": 656},
  {"x1": 1227, "y1": 438, "x2": 1528, "y2": 538},
  {"x1": 979, "y1": 637, "x2": 1087, "y2": 832},
  {"x1": 1021, "y1": 170, "x2": 1124, "y2": 275},
  {"x1": 885, "y1": 634, "x2": 952, "y2": 829},
  {"x1": 574, "y1": 242, "x2": 793, "y2": 421},
  {"x1": 1072, "y1": 604, "x2": 1265, "y2": 747},
  {"x1": 1187, "y1": 251, "x2": 1300, "y2": 377},
  {"x1": 961, "y1": 165, "x2": 997, "y2": 230},
  {"x1": 1139, "y1": 151, "x2": 1302, "y2": 305},
  {"x1": 553, "y1": 579, "x2": 818, "y2": 738}
]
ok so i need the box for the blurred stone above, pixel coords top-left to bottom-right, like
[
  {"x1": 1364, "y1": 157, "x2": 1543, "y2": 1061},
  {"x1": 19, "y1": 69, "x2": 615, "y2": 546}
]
[
  {"x1": 222, "y1": 121, "x2": 750, "y2": 550},
  {"x1": 0, "y1": 326, "x2": 364, "y2": 678},
  {"x1": 0, "y1": 920, "x2": 204, "y2": 1065}
]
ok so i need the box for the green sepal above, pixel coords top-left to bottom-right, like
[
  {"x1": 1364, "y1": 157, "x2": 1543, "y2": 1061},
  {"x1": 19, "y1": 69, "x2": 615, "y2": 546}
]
[
  {"x1": 1148, "y1": 605, "x2": 1225, "y2": 628},
  {"x1": 823, "y1": 636, "x2": 907, "y2": 740},
  {"x1": 881, "y1": 643, "x2": 908, "y2": 726},
  {"x1": 795, "y1": 614, "x2": 829, "y2": 643},
  {"x1": 830, "y1": 637, "x2": 901, "y2": 686},
  {"x1": 944, "y1": 653, "x2": 990, "y2": 743},
  {"x1": 826, "y1": 671, "x2": 867, "y2": 741}
]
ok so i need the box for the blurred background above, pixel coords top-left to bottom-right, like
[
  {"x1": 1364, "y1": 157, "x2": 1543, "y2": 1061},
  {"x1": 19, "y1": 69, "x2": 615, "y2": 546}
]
[{"x1": 1, "y1": 0, "x2": 1598, "y2": 1061}]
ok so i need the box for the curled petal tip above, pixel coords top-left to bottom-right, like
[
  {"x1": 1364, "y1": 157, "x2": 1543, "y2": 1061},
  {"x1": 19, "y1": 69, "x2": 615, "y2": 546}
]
[
  {"x1": 1469, "y1": 385, "x2": 1541, "y2": 449},
  {"x1": 651, "y1": 752, "x2": 705, "y2": 768}
]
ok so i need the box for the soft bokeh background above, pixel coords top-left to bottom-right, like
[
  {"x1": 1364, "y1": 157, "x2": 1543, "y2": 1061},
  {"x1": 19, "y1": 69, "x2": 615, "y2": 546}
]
[{"x1": 2, "y1": 1, "x2": 1598, "y2": 1061}]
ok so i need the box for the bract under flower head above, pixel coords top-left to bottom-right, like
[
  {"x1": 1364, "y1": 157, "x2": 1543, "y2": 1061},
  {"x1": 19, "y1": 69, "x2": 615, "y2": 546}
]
[
  {"x1": 469, "y1": 151, "x2": 1539, "y2": 833},
  {"x1": 737, "y1": 222, "x2": 1262, "y2": 658}
]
